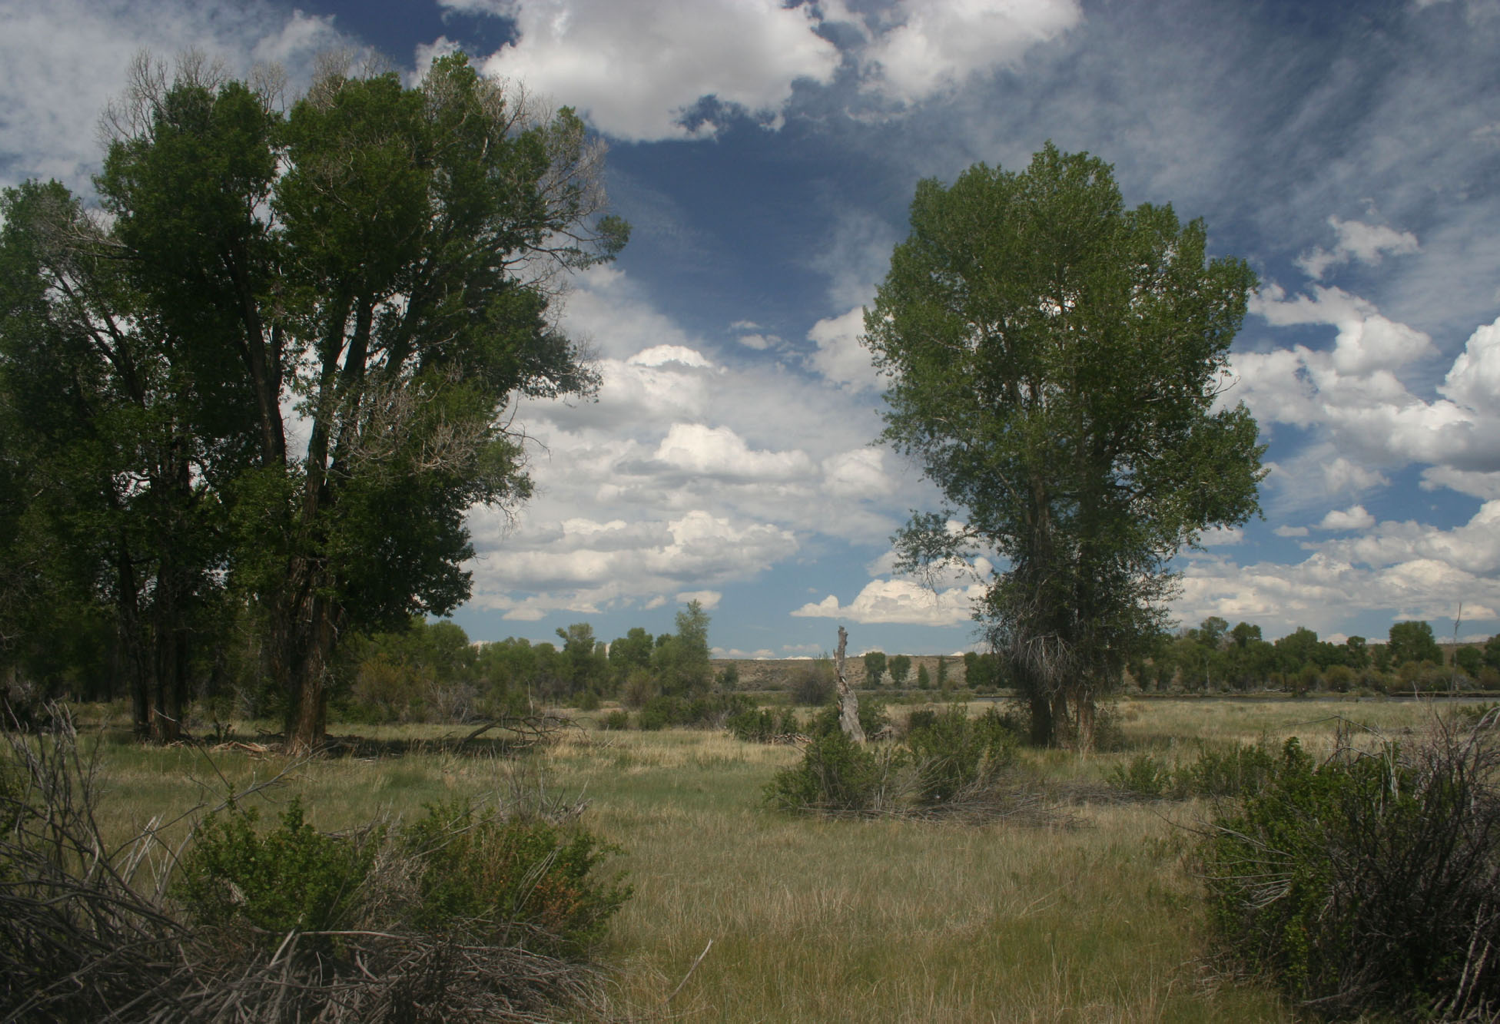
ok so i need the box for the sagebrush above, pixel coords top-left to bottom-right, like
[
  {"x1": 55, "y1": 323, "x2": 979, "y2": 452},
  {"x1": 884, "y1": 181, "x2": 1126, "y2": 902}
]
[{"x1": 1199, "y1": 716, "x2": 1500, "y2": 1020}]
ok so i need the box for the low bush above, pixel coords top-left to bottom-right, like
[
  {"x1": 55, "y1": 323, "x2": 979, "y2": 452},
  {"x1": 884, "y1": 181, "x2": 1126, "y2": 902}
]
[
  {"x1": 768, "y1": 701, "x2": 1021, "y2": 813},
  {"x1": 401, "y1": 800, "x2": 631, "y2": 957},
  {"x1": 175, "y1": 799, "x2": 380, "y2": 953},
  {"x1": 599, "y1": 709, "x2": 630, "y2": 731},
  {"x1": 765, "y1": 727, "x2": 897, "y2": 813},
  {"x1": 788, "y1": 659, "x2": 836, "y2": 707},
  {"x1": 1199, "y1": 722, "x2": 1500, "y2": 1020},
  {"x1": 905, "y1": 704, "x2": 1016, "y2": 804},
  {"x1": 1110, "y1": 752, "x2": 1174, "y2": 798},
  {"x1": 640, "y1": 693, "x2": 755, "y2": 731},
  {"x1": 727, "y1": 705, "x2": 801, "y2": 743},
  {"x1": 1108, "y1": 741, "x2": 1276, "y2": 800},
  {"x1": 1, "y1": 712, "x2": 629, "y2": 1023}
]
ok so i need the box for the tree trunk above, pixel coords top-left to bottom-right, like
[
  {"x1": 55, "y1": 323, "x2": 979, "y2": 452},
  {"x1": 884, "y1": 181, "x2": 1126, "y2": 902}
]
[
  {"x1": 1072, "y1": 685, "x2": 1096, "y2": 754},
  {"x1": 834, "y1": 626, "x2": 865, "y2": 743},
  {"x1": 280, "y1": 590, "x2": 337, "y2": 754}
]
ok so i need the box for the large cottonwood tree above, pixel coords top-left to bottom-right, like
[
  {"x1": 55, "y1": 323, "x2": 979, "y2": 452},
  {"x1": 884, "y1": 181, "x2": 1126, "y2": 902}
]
[
  {"x1": 75, "y1": 52, "x2": 622, "y2": 750},
  {"x1": 865, "y1": 144, "x2": 1263, "y2": 749}
]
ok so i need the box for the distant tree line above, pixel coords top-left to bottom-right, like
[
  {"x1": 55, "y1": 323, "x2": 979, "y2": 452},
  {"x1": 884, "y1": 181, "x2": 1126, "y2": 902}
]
[
  {"x1": 1134, "y1": 617, "x2": 1500, "y2": 694},
  {"x1": 254, "y1": 599, "x2": 717, "y2": 726}
]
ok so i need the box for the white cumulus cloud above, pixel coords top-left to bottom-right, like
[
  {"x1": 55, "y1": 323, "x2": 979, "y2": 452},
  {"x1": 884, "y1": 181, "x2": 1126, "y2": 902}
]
[
  {"x1": 807, "y1": 306, "x2": 883, "y2": 392},
  {"x1": 1296, "y1": 216, "x2": 1421, "y2": 280},
  {"x1": 653, "y1": 423, "x2": 816, "y2": 481},
  {"x1": 476, "y1": 0, "x2": 841, "y2": 140},
  {"x1": 792, "y1": 577, "x2": 987, "y2": 626},
  {"x1": 860, "y1": 0, "x2": 1082, "y2": 104},
  {"x1": 1317, "y1": 505, "x2": 1376, "y2": 531},
  {"x1": 1236, "y1": 304, "x2": 1500, "y2": 479}
]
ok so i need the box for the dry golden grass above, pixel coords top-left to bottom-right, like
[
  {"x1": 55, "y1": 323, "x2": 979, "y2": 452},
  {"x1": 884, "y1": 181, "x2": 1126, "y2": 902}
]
[{"x1": 63, "y1": 695, "x2": 1487, "y2": 1022}]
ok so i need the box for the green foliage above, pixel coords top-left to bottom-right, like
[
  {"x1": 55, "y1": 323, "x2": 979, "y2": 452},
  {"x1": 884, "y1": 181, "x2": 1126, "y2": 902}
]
[
  {"x1": 599, "y1": 709, "x2": 630, "y2": 731},
  {"x1": 1388, "y1": 620, "x2": 1443, "y2": 667},
  {"x1": 727, "y1": 705, "x2": 801, "y2": 743},
  {"x1": 1109, "y1": 741, "x2": 1277, "y2": 800},
  {"x1": 175, "y1": 799, "x2": 378, "y2": 946},
  {"x1": 806, "y1": 696, "x2": 890, "y2": 740},
  {"x1": 766, "y1": 729, "x2": 891, "y2": 813},
  {"x1": 771, "y1": 700, "x2": 1022, "y2": 812},
  {"x1": 639, "y1": 692, "x2": 754, "y2": 731},
  {"x1": 73, "y1": 53, "x2": 626, "y2": 749},
  {"x1": 863, "y1": 650, "x2": 887, "y2": 686},
  {"x1": 1109, "y1": 753, "x2": 1175, "y2": 799},
  {"x1": 175, "y1": 795, "x2": 629, "y2": 962},
  {"x1": 1200, "y1": 731, "x2": 1500, "y2": 1018},
  {"x1": 905, "y1": 705, "x2": 1016, "y2": 803},
  {"x1": 789, "y1": 657, "x2": 836, "y2": 706},
  {"x1": 400, "y1": 800, "x2": 630, "y2": 956},
  {"x1": 866, "y1": 144, "x2": 1262, "y2": 749},
  {"x1": 962, "y1": 650, "x2": 1002, "y2": 691},
  {"x1": 652, "y1": 600, "x2": 713, "y2": 697},
  {"x1": 888, "y1": 654, "x2": 912, "y2": 687},
  {"x1": 1455, "y1": 645, "x2": 1483, "y2": 678}
]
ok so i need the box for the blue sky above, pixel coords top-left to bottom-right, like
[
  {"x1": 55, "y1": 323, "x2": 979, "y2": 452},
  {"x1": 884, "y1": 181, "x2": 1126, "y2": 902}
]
[{"x1": 3, "y1": 0, "x2": 1499, "y2": 657}]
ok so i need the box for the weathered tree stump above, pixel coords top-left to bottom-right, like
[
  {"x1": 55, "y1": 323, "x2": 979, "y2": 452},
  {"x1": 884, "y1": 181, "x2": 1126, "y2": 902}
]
[{"x1": 834, "y1": 626, "x2": 865, "y2": 743}]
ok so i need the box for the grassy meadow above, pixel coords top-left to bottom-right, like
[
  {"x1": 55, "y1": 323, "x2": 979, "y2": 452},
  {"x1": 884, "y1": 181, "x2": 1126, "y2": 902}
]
[{"x1": 69, "y1": 695, "x2": 1480, "y2": 1022}]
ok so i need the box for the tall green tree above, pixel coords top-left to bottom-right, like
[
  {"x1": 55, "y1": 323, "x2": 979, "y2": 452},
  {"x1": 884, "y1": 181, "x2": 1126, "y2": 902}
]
[
  {"x1": 1388, "y1": 621, "x2": 1442, "y2": 667},
  {"x1": 652, "y1": 600, "x2": 713, "y2": 696},
  {"x1": 0, "y1": 175, "x2": 250, "y2": 737},
  {"x1": 865, "y1": 144, "x2": 1263, "y2": 749},
  {"x1": 887, "y1": 654, "x2": 912, "y2": 687},
  {"x1": 92, "y1": 53, "x2": 625, "y2": 750}
]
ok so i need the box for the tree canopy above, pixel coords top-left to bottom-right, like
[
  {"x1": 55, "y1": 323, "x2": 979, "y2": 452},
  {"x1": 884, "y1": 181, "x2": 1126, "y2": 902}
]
[
  {"x1": 0, "y1": 52, "x2": 626, "y2": 748},
  {"x1": 864, "y1": 143, "x2": 1264, "y2": 748}
]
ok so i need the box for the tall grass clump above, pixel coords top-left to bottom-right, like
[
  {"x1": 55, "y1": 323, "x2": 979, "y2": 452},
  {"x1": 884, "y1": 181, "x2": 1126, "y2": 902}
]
[
  {"x1": 0, "y1": 710, "x2": 629, "y2": 1023},
  {"x1": 1199, "y1": 714, "x2": 1500, "y2": 1020}
]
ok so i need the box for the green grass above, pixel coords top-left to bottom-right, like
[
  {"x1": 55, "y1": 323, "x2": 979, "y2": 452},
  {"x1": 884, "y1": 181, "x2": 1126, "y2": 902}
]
[{"x1": 56, "y1": 695, "x2": 1489, "y2": 1021}]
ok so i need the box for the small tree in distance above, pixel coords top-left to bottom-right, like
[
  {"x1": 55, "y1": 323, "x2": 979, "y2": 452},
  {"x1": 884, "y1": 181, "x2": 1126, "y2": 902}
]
[
  {"x1": 863, "y1": 650, "x2": 887, "y2": 687},
  {"x1": 888, "y1": 654, "x2": 912, "y2": 688}
]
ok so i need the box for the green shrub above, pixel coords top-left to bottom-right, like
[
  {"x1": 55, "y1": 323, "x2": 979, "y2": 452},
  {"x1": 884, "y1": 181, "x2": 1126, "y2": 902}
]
[
  {"x1": 1108, "y1": 741, "x2": 1277, "y2": 800},
  {"x1": 905, "y1": 704, "x2": 1015, "y2": 803},
  {"x1": 637, "y1": 697, "x2": 673, "y2": 731},
  {"x1": 599, "y1": 709, "x2": 630, "y2": 731},
  {"x1": 1200, "y1": 730, "x2": 1500, "y2": 1019},
  {"x1": 726, "y1": 706, "x2": 800, "y2": 743},
  {"x1": 806, "y1": 696, "x2": 889, "y2": 739},
  {"x1": 1109, "y1": 752, "x2": 1174, "y2": 798},
  {"x1": 175, "y1": 799, "x2": 379, "y2": 948},
  {"x1": 766, "y1": 729, "x2": 893, "y2": 812},
  {"x1": 789, "y1": 659, "x2": 836, "y2": 706},
  {"x1": 640, "y1": 693, "x2": 755, "y2": 731},
  {"x1": 400, "y1": 800, "x2": 630, "y2": 956},
  {"x1": 1184, "y1": 740, "x2": 1276, "y2": 798}
]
